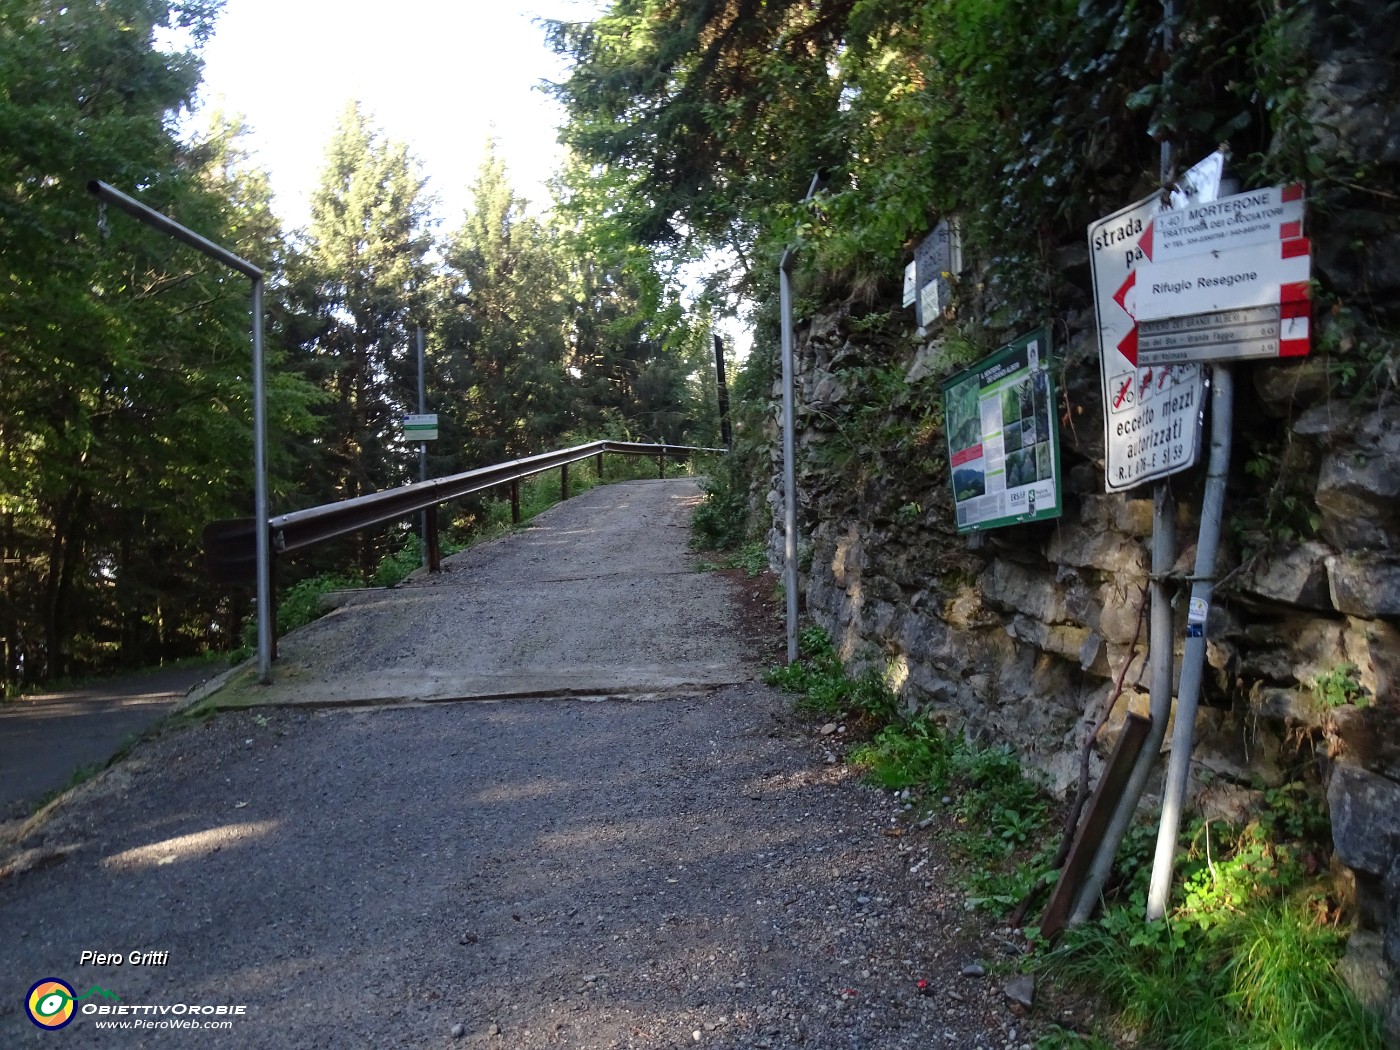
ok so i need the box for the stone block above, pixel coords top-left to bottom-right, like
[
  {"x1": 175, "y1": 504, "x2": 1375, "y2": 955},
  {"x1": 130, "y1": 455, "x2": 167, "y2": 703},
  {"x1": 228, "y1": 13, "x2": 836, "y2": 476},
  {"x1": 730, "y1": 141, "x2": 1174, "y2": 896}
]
[
  {"x1": 1095, "y1": 580, "x2": 1150, "y2": 644},
  {"x1": 1045, "y1": 522, "x2": 1149, "y2": 577},
  {"x1": 1329, "y1": 765, "x2": 1400, "y2": 877},
  {"x1": 980, "y1": 560, "x2": 1068, "y2": 623},
  {"x1": 1312, "y1": 406, "x2": 1400, "y2": 551},
  {"x1": 1237, "y1": 541, "x2": 1335, "y2": 611},
  {"x1": 1097, "y1": 686, "x2": 1157, "y2": 757},
  {"x1": 1252, "y1": 358, "x2": 1334, "y2": 417},
  {"x1": 1329, "y1": 554, "x2": 1400, "y2": 618},
  {"x1": 1338, "y1": 931, "x2": 1391, "y2": 1013}
]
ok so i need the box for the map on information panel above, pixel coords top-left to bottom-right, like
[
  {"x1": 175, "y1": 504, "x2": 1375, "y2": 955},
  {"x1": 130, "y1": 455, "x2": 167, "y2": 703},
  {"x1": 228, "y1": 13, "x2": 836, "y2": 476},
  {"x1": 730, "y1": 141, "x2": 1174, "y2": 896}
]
[{"x1": 941, "y1": 327, "x2": 1062, "y2": 533}]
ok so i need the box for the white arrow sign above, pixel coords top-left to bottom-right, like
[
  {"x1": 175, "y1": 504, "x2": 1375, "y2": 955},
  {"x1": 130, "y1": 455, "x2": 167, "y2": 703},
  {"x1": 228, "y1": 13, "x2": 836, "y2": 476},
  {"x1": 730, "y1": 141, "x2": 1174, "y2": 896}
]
[
  {"x1": 1139, "y1": 184, "x2": 1305, "y2": 265},
  {"x1": 1130, "y1": 237, "x2": 1311, "y2": 322}
]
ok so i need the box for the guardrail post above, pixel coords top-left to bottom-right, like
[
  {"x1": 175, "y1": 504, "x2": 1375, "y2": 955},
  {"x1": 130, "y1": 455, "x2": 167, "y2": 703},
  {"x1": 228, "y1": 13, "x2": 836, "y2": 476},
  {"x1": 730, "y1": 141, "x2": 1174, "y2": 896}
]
[
  {"x1": 425, "y1": 505, "x2": 440, "y2": 572},
  {"x1": 561, "y1": 463, "x2": 569, "y2": 501},
  {"x1": 596, "y1": 451, "x2": 604, "y2": 482},
  {"x1": 658, "y1": 453, "x2": 665, "y2": 478},
  {"x1": 510, "y1": 480, "x2": 520, "y2": 524}
]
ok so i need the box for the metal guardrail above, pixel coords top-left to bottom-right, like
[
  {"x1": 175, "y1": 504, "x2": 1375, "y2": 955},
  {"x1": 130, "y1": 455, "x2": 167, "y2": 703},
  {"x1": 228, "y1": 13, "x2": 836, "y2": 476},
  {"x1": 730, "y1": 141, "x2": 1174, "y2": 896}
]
[{"x1": 204, "y1": 440, "x2": 725, "y2": 585}]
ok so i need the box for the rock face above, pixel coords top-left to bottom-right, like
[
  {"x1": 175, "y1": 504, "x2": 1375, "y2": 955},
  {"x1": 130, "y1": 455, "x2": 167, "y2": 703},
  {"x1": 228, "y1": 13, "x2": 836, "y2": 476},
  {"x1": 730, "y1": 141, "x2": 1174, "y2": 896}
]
[{"x1": 758, "y1": 12, "x2": 1400, "y2": 1036}]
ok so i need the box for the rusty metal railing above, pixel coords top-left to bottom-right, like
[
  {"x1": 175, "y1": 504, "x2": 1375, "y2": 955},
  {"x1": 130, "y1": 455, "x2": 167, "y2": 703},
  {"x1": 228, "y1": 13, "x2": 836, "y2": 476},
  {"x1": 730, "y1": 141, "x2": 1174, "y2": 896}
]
[{"x1": 203, "y1": 440, "x2": 724, "y2": 588}]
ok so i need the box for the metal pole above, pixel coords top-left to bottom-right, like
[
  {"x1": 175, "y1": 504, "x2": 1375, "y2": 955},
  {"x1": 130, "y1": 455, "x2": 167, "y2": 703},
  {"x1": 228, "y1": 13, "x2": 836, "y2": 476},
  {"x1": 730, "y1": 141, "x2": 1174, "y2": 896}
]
[
  {"x1": 252, "y1": 279, "x2": 272, "y2": 683},
  {"x1": 417, "y1": 327, "x2": 429, "y2": 570},
  {"x1": 1070, "y1": 479, "x2": 1176, "y2": 924},
  {"x1": 1067, "y1": 21, "x2": 1180, "y2": 921},
  {"x1": 777, "y1": 171, "x2": 823, "y2": 666},
  {"x1": 561, "y1": 463, "x2": 569, "y2": 501},
  {"x1": 1147, "y1": 365, "x2": 1232, "y2": 920},
  {"x1": 779, "y1": 256, "x2": 800, "y2": 664},
  {"x1": 87, "y1": 181, "x2": 272, "y2": 684}
]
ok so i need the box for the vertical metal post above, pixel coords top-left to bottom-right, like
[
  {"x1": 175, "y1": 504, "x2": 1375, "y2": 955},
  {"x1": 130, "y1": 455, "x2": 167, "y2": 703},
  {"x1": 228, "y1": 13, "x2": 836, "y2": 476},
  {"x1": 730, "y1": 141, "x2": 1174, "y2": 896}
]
[
  {"x1": 714, "y1": 334, "x2": 733, "y2": 448},
  {"x1": 596, "y1": 451, "x2": 604, "y2": 482},
  {"x1": 416, "y1": 327, "x2": 430, "y2": 570},
  {"x1": 510, "y1": 480, "x2": 520, "y2": 524},
  {"x1": 777, "y1": 172, "x2": 822, "y2": 666},
  {"x1": 1147, "y1": 365, "x2": 1232, "y2": 919},
  {"x1": 1068, "y1": 16, "x2": 1180, "y2": 921},
  {"x1": 561, "y1": 463, "x2": 569, "y2": 501},
  {"x1": 779, "y1": 255, "x2": 800, "y2": 664},
  {"x1": 658, "y1": 454, "x2": 665, "y2": 478},
  {"x1": 86, "y1": 180, "x2": 273, "y2": 683},
  {"x1": 252, "y1": 278, "x2": 272, "y2": 682},
  {"x1": 1070, "y1": 480, "x2": 1177, "y2": 924}
]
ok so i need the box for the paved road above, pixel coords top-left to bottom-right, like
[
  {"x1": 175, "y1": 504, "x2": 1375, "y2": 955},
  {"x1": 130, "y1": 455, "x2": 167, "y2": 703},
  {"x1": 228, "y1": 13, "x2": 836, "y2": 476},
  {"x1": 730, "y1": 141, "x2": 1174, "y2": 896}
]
[
  {"x1": 0, "y1": 666, "x2": 221, "y2": 820},
  {"x1": 220, "y1": 479, "x2": 758, "y2": 707},
  {"x1": 0, "y1": 480, "x2": 1036, "y2": 1048}
]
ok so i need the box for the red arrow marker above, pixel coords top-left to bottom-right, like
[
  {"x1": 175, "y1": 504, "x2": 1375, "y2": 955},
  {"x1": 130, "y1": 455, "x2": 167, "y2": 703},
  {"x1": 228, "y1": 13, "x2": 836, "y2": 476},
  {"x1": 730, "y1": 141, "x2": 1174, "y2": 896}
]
[
  {"x1": 1138, "y1": 218, "x2": 1155, "y2": 262},
  {"x1": 1113, "y1": 270, "x2": 1136, "y2": 317},
  {"x1": 1117, "y1": 325, "x2": 1138, "y2": 366}
]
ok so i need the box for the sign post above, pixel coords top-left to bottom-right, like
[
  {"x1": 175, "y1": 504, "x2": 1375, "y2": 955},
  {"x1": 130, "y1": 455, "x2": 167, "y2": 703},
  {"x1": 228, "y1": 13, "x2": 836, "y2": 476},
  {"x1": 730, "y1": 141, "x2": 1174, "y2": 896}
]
[{"x1": 1088, "y1": 151, "x2": 1225, "y2": 493}]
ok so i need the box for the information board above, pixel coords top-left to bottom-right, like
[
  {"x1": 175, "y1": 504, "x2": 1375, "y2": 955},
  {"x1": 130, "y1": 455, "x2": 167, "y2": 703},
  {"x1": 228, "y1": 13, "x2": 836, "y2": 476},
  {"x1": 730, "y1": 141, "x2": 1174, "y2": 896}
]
[
  {"x1": 912, "y1": 220, "x2": 961, "y2": 329},
  {"x1": 941, "y1": 327, "x2": 1062, "y2": 533},
  {"x1": 1089, "y1": 150, "x2": 1222, "y2": 492},
  {"x1": 402, "y1": 413, "x2": 439, "y2": 442}
]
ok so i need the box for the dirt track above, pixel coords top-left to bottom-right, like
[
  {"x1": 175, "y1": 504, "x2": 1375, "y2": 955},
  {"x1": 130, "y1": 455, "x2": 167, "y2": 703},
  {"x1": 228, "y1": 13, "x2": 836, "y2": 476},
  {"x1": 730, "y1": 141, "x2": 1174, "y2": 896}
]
[{"x1": 1, "y1": 480, "x2": 1046, "y2": 1048}]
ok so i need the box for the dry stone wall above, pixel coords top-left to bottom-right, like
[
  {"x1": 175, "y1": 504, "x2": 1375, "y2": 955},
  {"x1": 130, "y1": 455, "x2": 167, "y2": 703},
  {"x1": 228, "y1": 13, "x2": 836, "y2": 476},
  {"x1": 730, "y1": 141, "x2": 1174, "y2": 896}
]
[{"x1": 760, "y1": 9, "x2": 1400, "y2": 1031}]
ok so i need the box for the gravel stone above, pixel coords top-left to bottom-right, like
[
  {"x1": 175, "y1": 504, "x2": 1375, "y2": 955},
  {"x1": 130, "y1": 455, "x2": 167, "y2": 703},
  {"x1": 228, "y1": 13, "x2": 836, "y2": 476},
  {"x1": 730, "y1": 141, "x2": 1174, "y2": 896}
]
[{"x1": 0, "y1": 480, "x2": 1057, "y2": 1048}]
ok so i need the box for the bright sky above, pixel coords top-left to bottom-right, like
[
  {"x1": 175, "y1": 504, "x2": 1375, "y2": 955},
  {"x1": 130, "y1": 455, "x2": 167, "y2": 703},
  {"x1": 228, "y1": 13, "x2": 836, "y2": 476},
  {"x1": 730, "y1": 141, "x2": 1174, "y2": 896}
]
[{"x1": 185, "y1": 0, "x2": 607, "y2": 232}]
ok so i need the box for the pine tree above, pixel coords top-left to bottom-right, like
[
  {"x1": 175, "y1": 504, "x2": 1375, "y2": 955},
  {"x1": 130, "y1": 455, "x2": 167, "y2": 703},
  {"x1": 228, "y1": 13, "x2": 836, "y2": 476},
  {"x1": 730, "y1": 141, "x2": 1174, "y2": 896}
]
[
  {"x1": 435, "y1": 145, "x2": 570, "y2": 470},
  {"x1": 292, "y1": 103, "x2": 434, "y2": 573}
]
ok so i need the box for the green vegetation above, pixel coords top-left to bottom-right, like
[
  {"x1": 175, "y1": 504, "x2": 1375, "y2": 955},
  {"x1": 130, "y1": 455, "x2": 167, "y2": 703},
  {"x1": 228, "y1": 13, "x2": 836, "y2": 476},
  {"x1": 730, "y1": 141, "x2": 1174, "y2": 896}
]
[
  {"x1": 0, "y1": 1, "x2": 725, "y2": 693},
  {"x1": 767, "y1": 628, "x2": 1381, "y2": 1049},
  {"x1": 1042, "y1": 809, "x2": 1382, "y2": 1049},
  {"x1": 1310, "y1": 662, "x2": 1369, "y2": 709}
]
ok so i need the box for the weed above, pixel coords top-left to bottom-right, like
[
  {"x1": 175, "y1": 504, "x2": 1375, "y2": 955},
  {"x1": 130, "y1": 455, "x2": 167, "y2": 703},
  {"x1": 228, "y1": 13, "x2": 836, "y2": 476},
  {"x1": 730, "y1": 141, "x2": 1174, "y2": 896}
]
[
  {"x1": 373, "y1": 534, "x2": 423, "y2": 587},
  {"x1": 1310, "y1": 662, "x2": 1368, "y2": 708},
  {"x1": 763, "y1": 627, "x2": 899, "y2": 722},
  {"x1": 1040, "y1": 801, "x2": 1383, "y2": 1049},
  {"x1": 732, "y1": 541, "x2": 769, "y2": 577}
]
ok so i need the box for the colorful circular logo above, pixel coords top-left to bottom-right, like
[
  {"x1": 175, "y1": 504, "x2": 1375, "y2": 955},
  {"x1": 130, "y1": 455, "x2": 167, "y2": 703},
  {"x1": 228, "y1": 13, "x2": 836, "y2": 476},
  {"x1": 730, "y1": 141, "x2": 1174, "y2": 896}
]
[{"x1": 26, "y1": 978, "x2": 76, "y2": 1030}]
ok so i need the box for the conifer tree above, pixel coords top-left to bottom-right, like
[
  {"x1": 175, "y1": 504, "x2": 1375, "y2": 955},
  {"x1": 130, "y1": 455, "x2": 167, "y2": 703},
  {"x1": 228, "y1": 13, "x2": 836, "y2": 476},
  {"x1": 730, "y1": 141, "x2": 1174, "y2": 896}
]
[{"x1": 293, "y1": 102, "x2": 434, "y2": 571}]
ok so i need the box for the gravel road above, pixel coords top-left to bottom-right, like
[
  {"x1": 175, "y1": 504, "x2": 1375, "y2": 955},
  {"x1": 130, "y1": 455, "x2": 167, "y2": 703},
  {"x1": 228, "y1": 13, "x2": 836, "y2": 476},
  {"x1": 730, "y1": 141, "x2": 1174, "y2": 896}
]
[{"x1": 1, "y1": 480, "x2": 1054, "y2": 1048}]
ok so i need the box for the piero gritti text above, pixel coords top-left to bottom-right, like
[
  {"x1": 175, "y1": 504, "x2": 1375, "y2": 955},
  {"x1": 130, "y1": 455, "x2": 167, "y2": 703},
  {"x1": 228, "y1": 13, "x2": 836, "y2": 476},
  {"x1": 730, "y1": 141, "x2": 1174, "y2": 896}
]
[{"x1": 79, "y1": 949, "x2": 170, "y2": 966}]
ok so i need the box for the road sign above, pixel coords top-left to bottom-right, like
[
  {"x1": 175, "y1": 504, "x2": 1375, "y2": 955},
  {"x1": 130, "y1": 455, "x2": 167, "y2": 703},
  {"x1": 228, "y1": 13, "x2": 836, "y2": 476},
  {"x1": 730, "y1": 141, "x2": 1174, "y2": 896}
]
[
  {"x1": 1139, "y1": 184, "x2": 1305, "y2": 265},
  {"x1": 1088, "y1": 151, "x2": 1222, "y2": 493},
  {"x1": 403, "y1": 413, "x2": 438, "y2": 442},
  {"x1": 1137, "y1": 304, "x2": 1311, "y2": 366},
  {"x1": 1129, "y1": 236, "x2": 1311, "y2": 322}
]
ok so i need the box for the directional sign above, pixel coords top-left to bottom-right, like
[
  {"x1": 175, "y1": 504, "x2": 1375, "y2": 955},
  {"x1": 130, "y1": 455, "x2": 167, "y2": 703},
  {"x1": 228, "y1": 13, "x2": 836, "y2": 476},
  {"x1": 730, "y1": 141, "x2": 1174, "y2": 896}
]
[
  {"x1": 403, "y1": 413, "x2": 438, "y2": 442},
  {"x1": 1130, "y1": 237, "x2": 1311, "y2": 322},
  {"x1": 1139, "y1": 184, "x2": 1305, "y2": 265},
  {"x1": 1137, "y1": 304, "x2": 1311, "y2": 366},
  {"x1": 1089, "y1": 151, "x2": 1222, "y2": 493}
]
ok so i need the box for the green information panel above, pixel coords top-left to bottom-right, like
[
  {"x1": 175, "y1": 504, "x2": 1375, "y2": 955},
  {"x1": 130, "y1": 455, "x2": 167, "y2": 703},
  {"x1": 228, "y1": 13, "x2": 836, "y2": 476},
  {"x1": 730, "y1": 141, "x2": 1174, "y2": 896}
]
[{"x1": 941, "y1": 326, "x2": 1062, "y2": 533}]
